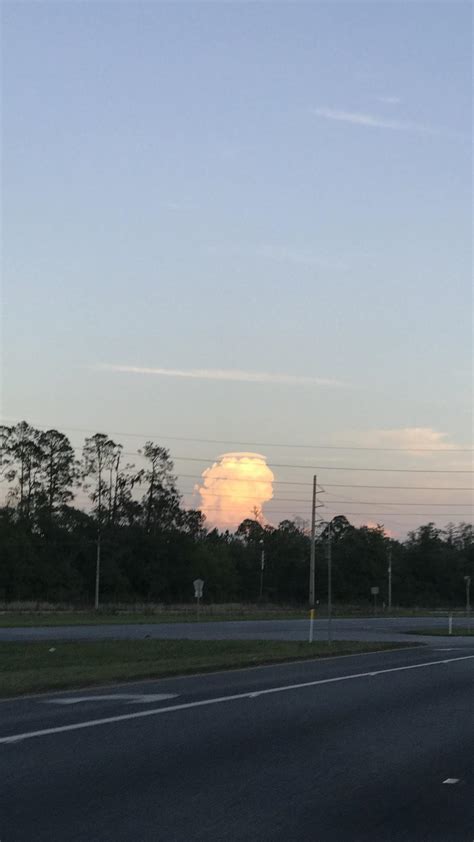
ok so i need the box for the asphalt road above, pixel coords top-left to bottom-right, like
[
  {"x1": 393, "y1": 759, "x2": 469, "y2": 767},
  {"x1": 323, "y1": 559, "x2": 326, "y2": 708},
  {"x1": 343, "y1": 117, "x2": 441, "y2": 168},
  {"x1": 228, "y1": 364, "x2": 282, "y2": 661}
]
[
  {"x1": 2, "y1": 645, "x2": 473, "y2": 841},
  {"x1": 1, "y1": 615, "x2": 473, "y2": 646}
]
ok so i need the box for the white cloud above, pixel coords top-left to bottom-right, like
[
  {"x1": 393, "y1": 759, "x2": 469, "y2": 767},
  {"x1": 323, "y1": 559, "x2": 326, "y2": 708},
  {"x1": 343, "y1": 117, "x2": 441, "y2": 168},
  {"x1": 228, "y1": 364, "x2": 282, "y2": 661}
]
[
  {"x1": 95, "y1": 364, "x2": 345, "y2": 388},
  {"x1": 196, "y1": 452, "x2": 274, "y2": 530},
  {"x1": 311, "y1": 107, "x2": 434, "y2": 134},
  {"x1": 344, "y1": 427, "x2": 472, "y2": 462},
  {"x1": 205, "y1": 243, "x2": 347, "y2": 272},
  {"x1": 348, "y1": 427, "x2": 461, "y2": 455},
  {"x1": 254, "y1": 244, "x2": 347, "y2": 271}
]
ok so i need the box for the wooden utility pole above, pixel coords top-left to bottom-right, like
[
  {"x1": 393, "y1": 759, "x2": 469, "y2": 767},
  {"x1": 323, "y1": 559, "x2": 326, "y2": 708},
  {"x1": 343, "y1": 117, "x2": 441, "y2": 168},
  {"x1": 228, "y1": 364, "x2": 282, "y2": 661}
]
[{"x1": 309, "y1": 475, "x2": 317, "y2": 608}]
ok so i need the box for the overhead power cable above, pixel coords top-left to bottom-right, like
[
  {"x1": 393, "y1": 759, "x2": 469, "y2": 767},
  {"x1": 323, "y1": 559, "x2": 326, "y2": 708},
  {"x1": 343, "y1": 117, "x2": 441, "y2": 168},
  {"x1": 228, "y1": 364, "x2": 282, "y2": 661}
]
[
  {"x1": 184, "y1": 493, "x2": 473, "y2": 507},
  {"x1": 190, "y1": 507, "x2": 473, "y2": 518},
  {"x1": 182, "y1": 488, "x2": 472, "y2": 506},
  {"x1": 176, "y1": 474, "x2": 473, "y2": 491},
  {"x1": 4, "y1": 418, "x2": 472, "y2": 453},
  {"x1": 51, "y1": 446, "x2": 474, "y2": 475},
  {"x1": 170, "y1": 455, "x2": 473, "y2": 474}
]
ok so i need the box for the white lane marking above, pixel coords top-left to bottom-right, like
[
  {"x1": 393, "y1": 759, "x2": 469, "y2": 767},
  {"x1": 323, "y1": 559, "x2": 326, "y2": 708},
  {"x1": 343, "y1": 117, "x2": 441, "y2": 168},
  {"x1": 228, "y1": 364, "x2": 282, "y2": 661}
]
[
  {"x1": 2, "y1": 654, "x2": 473, "y2": 746},
  {"x1": 443, "y1": 778, "x2": 460, "y2": 784},
  {"x1": 44, "y1": 693, "x2": 177, "y2": 706}
]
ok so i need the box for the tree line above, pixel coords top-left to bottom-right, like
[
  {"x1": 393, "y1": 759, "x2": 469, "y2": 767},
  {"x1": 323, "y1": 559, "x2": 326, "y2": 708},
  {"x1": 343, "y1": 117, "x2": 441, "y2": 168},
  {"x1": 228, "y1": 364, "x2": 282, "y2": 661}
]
[{"x1": 0, "y1": 421, "x2": 472, "y2": 607}]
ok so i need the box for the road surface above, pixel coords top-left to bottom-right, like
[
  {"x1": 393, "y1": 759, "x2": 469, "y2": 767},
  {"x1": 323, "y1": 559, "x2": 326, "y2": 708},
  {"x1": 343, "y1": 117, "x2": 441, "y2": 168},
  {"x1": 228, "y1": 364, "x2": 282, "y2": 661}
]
[
  {"x1": 1, "y1": 615, "x2": 472, "y2": 646},
  {"x1": 2, "y1": 645, "x2": 473, "y2": 841}
]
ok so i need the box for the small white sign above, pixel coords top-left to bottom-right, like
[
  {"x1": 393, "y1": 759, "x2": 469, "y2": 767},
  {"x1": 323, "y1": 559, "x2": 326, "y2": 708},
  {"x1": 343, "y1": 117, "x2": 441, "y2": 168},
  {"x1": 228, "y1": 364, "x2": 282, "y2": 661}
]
[
  {"x1": 371, "y1": 586, "x2": 379, "y2": 595},
  {"x1": 193, "y1": 578, "x2": 204, "y2": 598}
]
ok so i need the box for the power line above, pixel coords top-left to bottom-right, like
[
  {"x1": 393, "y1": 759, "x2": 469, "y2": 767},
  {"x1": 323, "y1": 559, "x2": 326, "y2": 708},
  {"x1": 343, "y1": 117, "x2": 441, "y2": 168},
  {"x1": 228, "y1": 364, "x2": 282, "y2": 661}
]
[
  {"x1": 181, "y1": 489, "x2": 472, "y2": 506},
  {"x1": 322, "y1": 493, "x2": 473, "y2": 508},
  {"x1": 315, "y1": 494, "x2": 471, "y2": 507},
  {"x1": 320, "y1": 483, "x2": 472, "y2": 491},
  {"x1": 182, "y1": 491, "x2": 473, "y2": 506},
  {"x1": 170, "y1": 455, "x2": 473, "y2": 474},
  {"x1": 49, "y1": 446, "x2": 474, "y2": 475},
  {"x1": 4, "y1": 418, "x2": 472, "y2": 454},
  {"x1": 191, "y1": 507, "x2": 473, "y2": 518},
  {"x1": 176, "y1": 474, "x2": 473, "y2": 491}
]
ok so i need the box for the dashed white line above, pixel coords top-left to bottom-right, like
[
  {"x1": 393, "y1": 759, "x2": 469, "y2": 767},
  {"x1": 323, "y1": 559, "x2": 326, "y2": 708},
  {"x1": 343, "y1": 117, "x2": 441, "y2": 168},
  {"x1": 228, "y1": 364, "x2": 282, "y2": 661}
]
[
  {"x1": 442, "y1": 778, "x2": 460, "y2": 784},
  {"x1": 1, "y1": 654, "x2": 473, "y2": 746}
]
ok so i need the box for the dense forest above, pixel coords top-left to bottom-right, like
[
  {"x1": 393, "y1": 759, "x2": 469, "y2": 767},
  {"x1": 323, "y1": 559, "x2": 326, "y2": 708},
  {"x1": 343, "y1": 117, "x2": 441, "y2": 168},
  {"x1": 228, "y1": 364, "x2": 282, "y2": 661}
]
[{"x1": 0, "y1": 422, "x2": 472, "y2": 607}]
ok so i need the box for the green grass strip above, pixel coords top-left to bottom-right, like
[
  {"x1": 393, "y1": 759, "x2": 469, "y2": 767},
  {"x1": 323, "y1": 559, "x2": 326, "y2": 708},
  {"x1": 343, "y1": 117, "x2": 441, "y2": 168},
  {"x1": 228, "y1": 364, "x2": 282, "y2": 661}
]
[
  {"x1": 0, "y1": 639, "x2": 413, "y2": 697},
  {"x1": 406, "y1": 628, "x2": 472, "y2": 636}
]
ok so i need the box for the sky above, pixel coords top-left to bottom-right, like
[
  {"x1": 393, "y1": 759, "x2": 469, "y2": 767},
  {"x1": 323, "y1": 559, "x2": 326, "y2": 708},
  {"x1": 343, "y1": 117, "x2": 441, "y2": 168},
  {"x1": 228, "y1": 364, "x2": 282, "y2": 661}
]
[{"x1": 2, "y1": 1, "x2": 472, "y2": 534}]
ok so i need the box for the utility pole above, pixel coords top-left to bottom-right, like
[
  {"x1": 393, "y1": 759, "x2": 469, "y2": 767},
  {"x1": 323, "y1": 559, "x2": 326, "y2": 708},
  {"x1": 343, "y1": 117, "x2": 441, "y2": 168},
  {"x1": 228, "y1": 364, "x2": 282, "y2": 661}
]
[
  {"x1": 259, "y1": 540, "x2": 265, "y2": 601},
  {"x1": 327, "y1": 522, "x2": 332, "y2": 644},
  {"x1": 94, "y1": 531, "x2": 101, "y2": 610},
  {"x1": 388, "y1": 547, "x2": 392, "y2": 613},
  {"x1": 308, "y1": 476, "x2": 325, "y2": 643},
  {"x1": 309, "y1": 475, "x2": 317, "y2": 609},
  {"x1": 465, "y1": 575, "x2": 471, "y2": 634}
]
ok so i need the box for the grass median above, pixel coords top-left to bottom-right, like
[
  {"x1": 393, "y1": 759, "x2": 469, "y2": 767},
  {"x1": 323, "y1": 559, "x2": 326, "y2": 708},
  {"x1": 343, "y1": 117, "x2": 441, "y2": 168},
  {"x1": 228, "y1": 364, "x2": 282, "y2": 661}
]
[
  {"x1": 0, "y1": 639, "x2": 413, "y2": 697},
  {"x1": 0, "y1": 611, "x2": 306, "y2": 627},
  {"x1": 406, "y1": 628, "x2": 472, "y2": 636},
  {"x1": 0, "y1": 607, "x2": 452, "y2": 627}
]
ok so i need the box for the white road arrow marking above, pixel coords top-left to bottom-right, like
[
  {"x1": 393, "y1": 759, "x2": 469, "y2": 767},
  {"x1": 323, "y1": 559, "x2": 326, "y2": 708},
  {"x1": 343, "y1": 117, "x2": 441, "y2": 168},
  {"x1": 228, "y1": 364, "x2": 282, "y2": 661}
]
[
  {"x1": 44, "y1": 693, "x2": 177, "y2": 705},
  {"x1": 3, "y1": 653, "x2": 472, "y2": 746}
]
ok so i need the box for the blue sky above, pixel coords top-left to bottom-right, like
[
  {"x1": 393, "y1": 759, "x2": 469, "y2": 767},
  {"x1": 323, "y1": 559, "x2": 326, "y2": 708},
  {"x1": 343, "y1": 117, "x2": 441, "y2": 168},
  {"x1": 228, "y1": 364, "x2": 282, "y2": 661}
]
[{"x1": 2, "y1": 1, "x2": 472, "y2": 532}]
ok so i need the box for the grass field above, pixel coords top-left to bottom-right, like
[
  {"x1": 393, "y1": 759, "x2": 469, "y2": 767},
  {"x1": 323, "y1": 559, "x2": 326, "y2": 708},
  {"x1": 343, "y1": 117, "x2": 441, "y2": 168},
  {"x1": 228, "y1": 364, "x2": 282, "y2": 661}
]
[
  {"x1": 0, "y1": 606, "x2": 459, "y2": 627},
  {"x1": 407, "y1": 628, "x2": 472, "y2": 636},
  {"x1": 0, "y1": 610, "x2": 308, "y2": 627},
  {"x1": 0, "y1": 639, "x2": 412, "y2": 697}
]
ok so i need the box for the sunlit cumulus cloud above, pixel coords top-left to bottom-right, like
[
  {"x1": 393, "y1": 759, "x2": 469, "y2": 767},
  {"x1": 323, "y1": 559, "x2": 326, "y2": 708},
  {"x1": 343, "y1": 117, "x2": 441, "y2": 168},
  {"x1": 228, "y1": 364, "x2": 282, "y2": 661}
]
[
  {"x1": 96, "y1": 364, "x2": 345, "y2": 388},
  {"x1": 196, "y1": 452, "x2": 274, "y2": 530}
]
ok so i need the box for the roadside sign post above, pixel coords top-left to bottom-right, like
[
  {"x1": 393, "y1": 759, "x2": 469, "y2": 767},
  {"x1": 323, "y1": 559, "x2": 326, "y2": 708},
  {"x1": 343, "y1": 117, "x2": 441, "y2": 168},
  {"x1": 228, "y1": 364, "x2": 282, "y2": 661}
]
[
  {"x1": 193, "y1": 578, "x2": 204, "y2": 619},
  {"x1": 371, "y1": 586, "x2": 379, "y2": 616}
]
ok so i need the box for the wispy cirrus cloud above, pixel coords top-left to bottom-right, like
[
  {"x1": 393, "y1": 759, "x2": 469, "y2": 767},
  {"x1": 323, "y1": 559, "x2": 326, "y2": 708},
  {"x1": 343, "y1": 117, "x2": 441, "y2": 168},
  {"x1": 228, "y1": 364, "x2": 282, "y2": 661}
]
[
  {"x1": 95, "y1": 364, "x2": 346, "y2": 388},
  {"x1": 376, "y1": 95, "x2": 402, "y2": 105},
  {"x1": 311, "y1": 106, "x2": 434, "y2": 134},
  {"x1": 205, "y1": 242, "x2": 347, "y2": 271},
  {"x1": 253, "y1": 244, "x2": 347, "y2": 271},
  {"x1": 164, "y1": 201, "x2": 195, "y2": 212},
  {"x1": 355, "y1": 427, "x2": 459, "y2": 453}
]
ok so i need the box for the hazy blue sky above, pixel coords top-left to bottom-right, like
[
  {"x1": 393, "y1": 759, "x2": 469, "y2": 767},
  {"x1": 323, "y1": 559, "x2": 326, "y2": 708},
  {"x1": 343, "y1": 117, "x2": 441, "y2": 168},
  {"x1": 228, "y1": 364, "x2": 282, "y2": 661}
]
[{"x1": 2, "y1": 1, "x2": 472, "y2": 533}]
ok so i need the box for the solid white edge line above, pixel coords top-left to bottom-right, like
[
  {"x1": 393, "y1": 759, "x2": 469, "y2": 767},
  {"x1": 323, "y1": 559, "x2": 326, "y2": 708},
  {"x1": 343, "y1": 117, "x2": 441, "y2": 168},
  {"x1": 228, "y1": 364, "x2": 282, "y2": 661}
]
[{"x1": 1, "y1": 654, "x2": 473, "y2": 746}]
